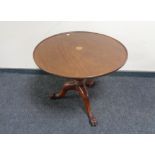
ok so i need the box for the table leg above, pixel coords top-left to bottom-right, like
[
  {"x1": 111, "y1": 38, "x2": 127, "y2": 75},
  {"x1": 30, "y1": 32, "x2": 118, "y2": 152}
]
[
  {"x1": 50, "y1": 79, "x2": 97, "y2": 126},
  {"x1": 85, "y1": 79, "x2": 95, "y2": 87},
  {"x1": 49, "y1": 80, "x2": 76, "y2": 99},
  {"x1": 76, "y1": 81, "x2": 97, "y2": 126}
]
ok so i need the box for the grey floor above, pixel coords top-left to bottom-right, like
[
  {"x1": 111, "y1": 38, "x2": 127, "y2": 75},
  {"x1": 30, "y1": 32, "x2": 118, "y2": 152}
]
[{"x1": 0, "y1": 71, "x2": 155, "y2": 134}]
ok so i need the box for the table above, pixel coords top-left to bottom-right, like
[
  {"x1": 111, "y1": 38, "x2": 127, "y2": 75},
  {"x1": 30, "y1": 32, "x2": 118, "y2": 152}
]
[{"x1": 33, "y1": 31, "x2": 128, "y2": 126}]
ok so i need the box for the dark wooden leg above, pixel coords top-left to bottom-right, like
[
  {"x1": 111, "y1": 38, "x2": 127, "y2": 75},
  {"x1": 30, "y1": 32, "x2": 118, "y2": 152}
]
[
  {"x1": 85, "y1": 79, "x2": 95, "y2": 88},
  {"x1": 76, "y1": 81, "x2": 97, "y2": 126},
  {"x1": 49, "y1": 80, "x2": 76, "y2": 99},
  {"x1": 50, "y1": 79, "x2": 97, "y2": 126}
]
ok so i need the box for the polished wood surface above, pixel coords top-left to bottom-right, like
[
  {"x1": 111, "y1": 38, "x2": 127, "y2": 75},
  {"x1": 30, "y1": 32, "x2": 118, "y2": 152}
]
[
  {"x1": 33, "y1": 31, "x2": 128, "y2": 126},
  {"x1": 33, "y1": 31, "x2": 128, "y2": 79}
]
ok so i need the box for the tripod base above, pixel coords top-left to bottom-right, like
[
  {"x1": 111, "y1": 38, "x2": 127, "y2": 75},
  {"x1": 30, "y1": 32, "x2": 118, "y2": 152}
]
[{"x1": 49, "y1": 79, "x2": 97, "y2": 126}]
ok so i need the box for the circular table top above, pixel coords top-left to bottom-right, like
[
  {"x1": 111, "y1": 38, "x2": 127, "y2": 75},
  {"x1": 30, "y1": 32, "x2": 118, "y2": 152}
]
[{"x1": 33, "y1": 31, "x2": 128, "y2": 79}]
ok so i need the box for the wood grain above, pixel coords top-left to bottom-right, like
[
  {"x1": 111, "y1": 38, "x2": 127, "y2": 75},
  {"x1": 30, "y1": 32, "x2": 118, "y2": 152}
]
[{"x1": 33, "y1": 31, "x2": 128, "y2": 79}]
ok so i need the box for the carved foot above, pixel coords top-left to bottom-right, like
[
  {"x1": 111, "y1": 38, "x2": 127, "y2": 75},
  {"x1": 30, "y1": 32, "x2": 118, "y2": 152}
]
[
  {"x1": 88, "y1": 114, "x2": 97, "y2": 126},
  {"x1": 49, "y1": 92, "x2": 62, "y2": 99}
]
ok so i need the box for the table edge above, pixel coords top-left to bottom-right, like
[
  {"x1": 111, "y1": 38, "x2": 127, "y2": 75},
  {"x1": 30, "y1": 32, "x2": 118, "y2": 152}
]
[{"x1": 33, "y1": 31, "x2": 128, "y2": 79}]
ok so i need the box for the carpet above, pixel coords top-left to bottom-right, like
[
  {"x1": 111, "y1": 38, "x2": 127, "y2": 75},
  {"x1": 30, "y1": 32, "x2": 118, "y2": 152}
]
[{"x1": 0, "y1": 70, "x2": 155, "y2": 133}]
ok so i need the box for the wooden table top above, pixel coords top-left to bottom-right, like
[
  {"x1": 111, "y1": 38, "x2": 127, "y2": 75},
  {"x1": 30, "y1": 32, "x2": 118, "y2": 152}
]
[{"x1": 33, "y1": 31, "x2": 128, "y2": 79}]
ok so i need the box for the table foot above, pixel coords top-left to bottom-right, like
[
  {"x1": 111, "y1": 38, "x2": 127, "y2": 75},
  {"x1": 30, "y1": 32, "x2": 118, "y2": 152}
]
[
  {"x1": 50, "y1": 79, "x2": 97, "y2": 126},
  {"x1": 49, "y1": 93, "x2": 62, "y2": 99},
  {"x1": 49, "y1": 81, "x2": 76, "y2": 99},
  {"x1": 89, "y1": 115, "x2": 97, "y2": 126}
]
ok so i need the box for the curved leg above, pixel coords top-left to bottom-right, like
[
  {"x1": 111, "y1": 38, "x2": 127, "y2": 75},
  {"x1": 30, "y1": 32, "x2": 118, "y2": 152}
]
[
  {"x1": 85, "y1": 79, "x2": 95, "y2": 88},
  {"x1": 76, "y1": 83, "x2": 97, "y2": 126},
  {"x1": 50, "y1": 79, "x2": 97, "y2": 126},
  {"x1": 50, "y1": 81, "x2": 76, "y2": 99}
]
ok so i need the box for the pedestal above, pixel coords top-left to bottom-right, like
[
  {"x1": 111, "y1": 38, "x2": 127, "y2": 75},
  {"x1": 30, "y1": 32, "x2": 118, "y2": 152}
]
[{"x1": 49, "y1": 79, "x2": 97, "y2": 126}]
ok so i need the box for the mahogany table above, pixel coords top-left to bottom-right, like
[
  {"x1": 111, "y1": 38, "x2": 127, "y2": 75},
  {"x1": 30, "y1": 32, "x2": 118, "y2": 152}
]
[{"x1": 33, "y1": 31, "x2": 128, "y2": 126}]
